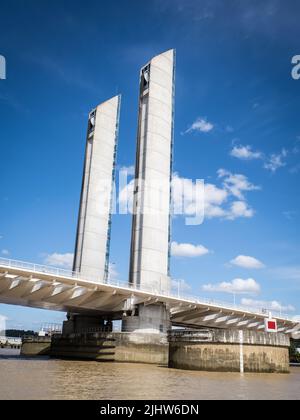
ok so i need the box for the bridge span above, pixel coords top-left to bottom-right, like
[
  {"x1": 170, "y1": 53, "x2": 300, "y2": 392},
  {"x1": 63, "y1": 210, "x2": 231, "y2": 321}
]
[{"x1": 0, "y1": 258, "x2": 299, "y2": 337}]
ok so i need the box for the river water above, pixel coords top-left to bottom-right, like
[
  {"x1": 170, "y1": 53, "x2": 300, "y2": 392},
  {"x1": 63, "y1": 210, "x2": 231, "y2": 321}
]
[{"x1": 0, "y1": 351, "x2": 299, "y2": 400}]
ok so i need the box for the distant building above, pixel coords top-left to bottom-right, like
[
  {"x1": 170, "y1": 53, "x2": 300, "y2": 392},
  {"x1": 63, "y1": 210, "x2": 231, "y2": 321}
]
[{"x1": 0, "y1": 336, "x2": 22, "y2": 347}]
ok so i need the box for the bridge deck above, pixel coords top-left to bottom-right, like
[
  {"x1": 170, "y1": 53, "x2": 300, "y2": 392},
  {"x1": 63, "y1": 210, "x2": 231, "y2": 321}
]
[{"x1": 0, "y1": 258, "x2": 299, "y2": 336}]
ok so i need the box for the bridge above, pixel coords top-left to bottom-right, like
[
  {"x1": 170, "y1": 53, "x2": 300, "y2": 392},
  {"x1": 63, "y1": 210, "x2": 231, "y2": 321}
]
[{"x1": 0, "y1": 258, "x2": 299, "y2": 337}]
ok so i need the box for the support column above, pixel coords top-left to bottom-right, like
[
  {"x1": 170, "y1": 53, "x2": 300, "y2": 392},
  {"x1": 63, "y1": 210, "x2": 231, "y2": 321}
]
[
  {"x1": 126, "y1": 50, "x2": 176, "y2": 334},
  {"x1": 73, "y1": 95, "x2": 121, "y2": 283}
]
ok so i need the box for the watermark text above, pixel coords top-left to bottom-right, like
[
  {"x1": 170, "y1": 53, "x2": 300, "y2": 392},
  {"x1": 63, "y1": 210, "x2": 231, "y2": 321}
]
[
  {"x1": 0, "y1": 55, "x2": 6, "y2": 80},
  {"x1": 291, "y1": 55, "x2": 300, "y2": 80}
]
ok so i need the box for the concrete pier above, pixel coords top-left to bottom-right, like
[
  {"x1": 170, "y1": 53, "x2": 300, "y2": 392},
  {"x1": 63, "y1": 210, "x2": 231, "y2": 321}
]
[
  {"x1": 122, "y1": 304, "x2": 170, "y2": 334},
  {"x1": 21, "y1": 336, "x2": 51, "y2": 356},
  {"x1": 51, "y1": 331, "x2": 168, "y2": 364},
  {"x1": 21, "y1": 327, "x2": 291, "y2": 374},
  {"x1": 168, "y1": 329, "x2": 290, "y2": 373}
]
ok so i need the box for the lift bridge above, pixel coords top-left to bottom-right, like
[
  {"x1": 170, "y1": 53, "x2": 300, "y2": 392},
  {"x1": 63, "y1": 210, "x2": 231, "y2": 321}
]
[{"x1": 0, "y1": 258, "x2": 299, "y2": 337}]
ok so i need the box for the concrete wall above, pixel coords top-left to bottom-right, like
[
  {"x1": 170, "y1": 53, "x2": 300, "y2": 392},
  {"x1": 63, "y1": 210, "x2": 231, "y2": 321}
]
[
  {"x1": 21, "y1": 337, "x2": 51, "y2": 356},
  {"x1": 115, "y1": 332, "x2": 168, "y2": 364},
  {"x1": 129, "y1": 50, "x2": 175, "y2": 294},
  {"x1": 122, "y1": 304, "x2": 171, "y2": 334},
  {"x1": 51, "y1": 334, "x2": 116, "y2": 361},
  {"x1": 169, "y1": 329, "x2": 290, "y2": 373},
  {"x1": 73, "y1": 95, "x2": 121, "y2": 283},
  {"x1": 169, "y1": 329, "x2": 290, "y2": 346},
  {"x1": 169, "y1": 343, "x2": 289, "y2": 373},
  {"x1": 62, "y1": 315, "x2": 107, "y2": 335},
  {"x1": 51, "y1": 332, "x2": 168, "y2": 365}
]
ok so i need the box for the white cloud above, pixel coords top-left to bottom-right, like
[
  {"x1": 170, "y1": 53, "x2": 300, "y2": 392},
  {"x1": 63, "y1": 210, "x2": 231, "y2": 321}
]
[
  {"x1": 172, "y1": 174, "x2": 228, "y2": 219},
  {"x1": 230, "y1": 255, "x2": 265, "y2": 269},
  {"x1": 118, "y1": 179, "x2": 135, "y2": 213},
  {"x1": 0, "y1": 315, "x2": 8, "y2": 334},
  {"x1": 44, "y1": 253, "x2": 74, "y2": 269},
  {"x1": 119, "y1": 170, "x2": 259, "y2": 222},
  {"x1": 204, "y1": 183, "x2": 228, "y2": 205},
  {"x1": 119, "y1": 165, "x2": 135, "y2": 176},
  {"x1": 185, "y1": 117, "x2": 214, "y2": 134},
  {"x1": 230, "y1": 144, "x2": 292, "y2": 174},
  {"x1": 227, "y1": 201, "x2": 254, "y2": 219},
  {"x1": 44, "y1": 254, "x2": 119, "y2": 280},
  {"x1": 173, "y1": 171, "x2": 258, "y2": 221},
  {"x1": 1, "y1": 249, "x2": 9, "y2": 256},
  {"x1": 108, "y1": 263, "x2": 119, "y2": 281},
  {"x1": 230, "y1": 145, "x2": 262, "y2": 160},
  {"x1": 171, "y1": 278, "x2": 192, "y2": 292},
  {"x1": 264, "y1": 149, "x2": 288, "y2": 173},
  {"x1": 203, "y1": 278, "x2": 261, "y2": 295},
  {"x1": 218, "y1": 169, "x2": 261, "y2": 200},
  {"x1": 171, "y1": 241, "x2": 210, "y2": 258},
  {"x1": 241, "y1": 298, "x2": 295, "y2": 313}
]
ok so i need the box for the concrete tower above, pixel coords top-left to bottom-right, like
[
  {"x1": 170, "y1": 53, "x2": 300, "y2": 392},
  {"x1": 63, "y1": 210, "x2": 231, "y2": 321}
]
[
  {"x1": 124, "y1": 50, "x2": 175, "y2": 333},
  {"x1": 73, "y1": 95, "x2": 121, "y2": 283}
]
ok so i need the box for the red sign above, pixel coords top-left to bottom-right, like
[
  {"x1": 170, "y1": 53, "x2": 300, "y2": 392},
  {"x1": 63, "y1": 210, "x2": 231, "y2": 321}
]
[
  {"x1": 268, "y1": 321, "x2": 276, "y2": 330},
  {"x1": 265, "y1": 318, "x2": 278, "y2": 333}
]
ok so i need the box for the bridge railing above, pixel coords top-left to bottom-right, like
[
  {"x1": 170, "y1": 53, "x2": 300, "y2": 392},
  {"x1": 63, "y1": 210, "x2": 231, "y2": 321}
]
[
  {"x1": 0, "y1": 257, "x2": 76, "y2": 279},
  {"x1": 0, "y1": 257, "x2": 295, "y2": 322}
]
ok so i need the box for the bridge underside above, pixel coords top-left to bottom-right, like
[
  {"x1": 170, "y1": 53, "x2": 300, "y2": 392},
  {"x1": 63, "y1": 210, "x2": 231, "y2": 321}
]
[{"x1": 0, "y1": 262, "x2": 299, "y2": 337}]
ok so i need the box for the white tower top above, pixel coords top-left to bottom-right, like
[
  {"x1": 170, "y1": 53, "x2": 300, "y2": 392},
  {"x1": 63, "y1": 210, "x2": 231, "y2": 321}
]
[
  {"x1": 129, "y1": 50, "x2": 176, "y2": 294},
  {"x1": 73, "y1": 95, "x2": 121, "y2": 283}
]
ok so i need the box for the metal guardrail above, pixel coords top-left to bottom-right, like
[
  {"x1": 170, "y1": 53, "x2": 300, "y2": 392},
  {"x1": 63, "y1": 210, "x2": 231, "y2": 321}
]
[
  {"x1": 53, "y1": 325, "x2": 170, "y2": 338},
  {"x1": 0, "y1": 257, "x2": 295, "y2": 322}
]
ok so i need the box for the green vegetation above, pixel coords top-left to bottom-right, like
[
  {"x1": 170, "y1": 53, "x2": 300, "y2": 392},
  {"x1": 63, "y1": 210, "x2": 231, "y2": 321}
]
[
  {"x1": 290, "y1": 340, "x2": 300, "y2": 363},
  {"x1": 3, "y1": 329, "x2": 38, "y2": 338}
]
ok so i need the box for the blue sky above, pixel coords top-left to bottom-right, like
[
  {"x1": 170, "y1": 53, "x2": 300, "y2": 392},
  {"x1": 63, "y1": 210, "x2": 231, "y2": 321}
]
[{"x1": 0, "y1": 0, "x2": 300, "y2": 330}]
